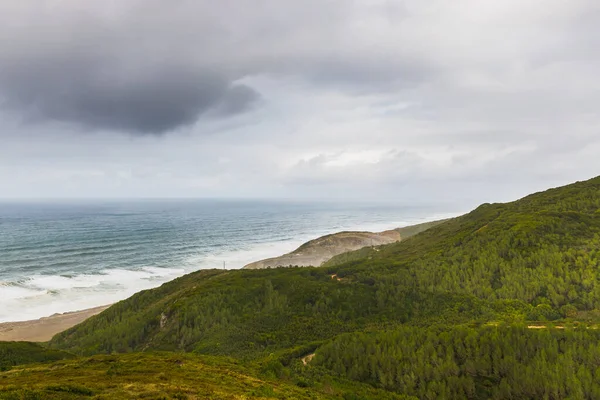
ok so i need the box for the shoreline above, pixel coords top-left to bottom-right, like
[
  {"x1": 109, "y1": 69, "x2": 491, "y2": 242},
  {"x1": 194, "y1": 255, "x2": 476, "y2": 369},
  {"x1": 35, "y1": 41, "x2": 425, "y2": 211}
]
[
  {"x1": 0, "y1": 305, "x2": 111, "y2": 342},
  {"x1": 0, "y1": 216, "x2": 454, "y2": 342},
  {"x1": 243, "y1": 219, "x2": 448, "y2": 269},
  {"x1": 1, "y1": 220, "x2": 431, "y2": 324}
]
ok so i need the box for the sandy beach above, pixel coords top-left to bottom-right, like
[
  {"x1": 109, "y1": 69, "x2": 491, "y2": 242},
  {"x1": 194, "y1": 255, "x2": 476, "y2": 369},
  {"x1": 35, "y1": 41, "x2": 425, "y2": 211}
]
[{"x1": 0, "y1": 305, "x2": 111, "y2": 342}]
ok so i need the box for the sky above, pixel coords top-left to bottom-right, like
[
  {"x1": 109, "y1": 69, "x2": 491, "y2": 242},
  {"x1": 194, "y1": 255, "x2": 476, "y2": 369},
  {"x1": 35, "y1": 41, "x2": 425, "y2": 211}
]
[{"x1": 0, "y1": 0, "x2": 598, "y2": 207}]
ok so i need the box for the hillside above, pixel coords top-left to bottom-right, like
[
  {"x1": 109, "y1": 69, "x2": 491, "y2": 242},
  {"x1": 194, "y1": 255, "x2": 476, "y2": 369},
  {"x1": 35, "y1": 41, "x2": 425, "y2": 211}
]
[
  {"x1": 321, "y1": 220, "x2": 447, "y2": 268},
  {"x1": 51, "y1": 176, "x2": 600, "y2": 354},
  {"x1": 243, "y1": 230, "x2": 401, "y2": 269},
  {"x1": 0, "y1": 342, "x2": 74, "y2": 371},
  {"x1": 243, "y1": 220, "x2": 444, "y2": 269},
  {"x1": 0, "y1": 351, "x2": 410, "y2": 400},
  {"x1": 5, "y1": 175, "x2": 600, "y2": 399}
]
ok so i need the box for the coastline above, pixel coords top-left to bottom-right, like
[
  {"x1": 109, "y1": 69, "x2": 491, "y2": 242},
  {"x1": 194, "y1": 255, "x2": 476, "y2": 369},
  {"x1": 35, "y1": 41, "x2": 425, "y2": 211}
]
[
  {"x1": 0, "y1": 217, "x2": 453, "y2": 342},
  {"x1": 0, "y1": 305, "x2": 111, "y2": 342},
  {"x1": 243, "y1": 219, "x2": 448, "y2": 269},
  {"x1": 242, "y1": 229, "x2": 402, "y2": 269},
  {"x1": 0, "y1": 218, "x2": 439, "y2": 324},
  {"x1": 0, "y1": 224, "x2": 403, "y2": 342}
]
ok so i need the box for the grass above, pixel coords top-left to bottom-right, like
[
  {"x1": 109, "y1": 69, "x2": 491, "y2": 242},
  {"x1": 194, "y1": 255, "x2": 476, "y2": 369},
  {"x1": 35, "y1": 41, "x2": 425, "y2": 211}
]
[
  {"x1": 0, "y1": 353, "x2": 320, "y2": 399},
  {"x1": 0, "y1": 342, "x2": 75, "y2": 372},
  {"x1": 0, "y1": 352, "x2": 412, "y2": 400}
]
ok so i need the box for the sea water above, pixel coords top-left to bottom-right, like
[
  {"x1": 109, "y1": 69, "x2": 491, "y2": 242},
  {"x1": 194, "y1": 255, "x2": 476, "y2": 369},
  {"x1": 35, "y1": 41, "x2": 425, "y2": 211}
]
[{"x1": 0, "y1": 199, "x2": 457, "y2": 322}]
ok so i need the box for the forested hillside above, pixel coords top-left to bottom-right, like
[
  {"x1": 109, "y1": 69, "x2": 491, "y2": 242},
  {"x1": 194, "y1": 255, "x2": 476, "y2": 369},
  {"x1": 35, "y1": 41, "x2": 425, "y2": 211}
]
[
  {"x1": 315, "y1": 325, "x2": 600, "y2": 399},
  {"x1": 51, "y1": 176, "x2": 600, "y2": 356},
  {"x1": 3, "y1": 176, "x2": 600, "y2": 399},
  {"x1": 332, "y1": 176, "x2": 600, "y2": 311}
]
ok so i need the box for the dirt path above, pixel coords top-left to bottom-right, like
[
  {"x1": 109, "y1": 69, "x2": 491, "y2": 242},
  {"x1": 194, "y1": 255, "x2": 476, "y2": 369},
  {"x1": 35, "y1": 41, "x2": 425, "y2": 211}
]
[{"x1": 527, "y1": 325, "x2": 565, "y2": 329}]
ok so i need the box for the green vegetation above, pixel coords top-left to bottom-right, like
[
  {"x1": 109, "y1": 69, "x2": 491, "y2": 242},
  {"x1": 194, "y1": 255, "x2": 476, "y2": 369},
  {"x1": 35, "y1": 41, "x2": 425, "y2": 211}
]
[
  {"x1": 51, "y1": 177, "x2": 600, "y2": 357},
  {"x1": 50, "y1": 265, "x2": 500, "y2": 357},
  {"x1": 315, "y1": 325, "x2": 600, "y2": 399},
  {"x1": 394, "y1": 219, "x2": 449, "y2": 239},
  {"x1": 0, "y1": 352, "x2": 409, "y2": 399},
  {"x1": 3, "y1": 175, "x2": 600, "y2": 399},
  {"x1": 323, "y1": 219, "x2": 447, "y2": 268},
  {"x1": 0, "y1": 342, "x2": 74, "y2": 371}
]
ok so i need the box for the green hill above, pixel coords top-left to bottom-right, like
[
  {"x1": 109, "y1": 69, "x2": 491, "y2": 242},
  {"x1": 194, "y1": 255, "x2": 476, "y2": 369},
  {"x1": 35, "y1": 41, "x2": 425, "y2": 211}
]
[
  {"x1": 0, "y1": 342, "x2": 74, "y2": 371},
  {"x1": 3, "y1": 175, "x2": 600, "y2": 399},
  {"x1": 0, "y1": 352, "x2": 408, "y2": 400},
  {"x1": 243, "y1": 220, "x2": 446, "y2": 269},
  {"x1": 50, "y1": 176, "x2": 600, "y2": 356},
  {"x1": 321, "y1": 220, "x2": 448, "y2": 268}
]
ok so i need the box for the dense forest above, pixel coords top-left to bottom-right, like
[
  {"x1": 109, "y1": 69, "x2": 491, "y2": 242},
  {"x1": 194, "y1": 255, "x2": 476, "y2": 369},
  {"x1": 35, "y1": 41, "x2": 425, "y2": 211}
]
[
  {"x1": 315, "y1": 325, "x2": 600, "y2": 399},
  {"x1": 2, "y1": 176, "x2": 600, "y2": 399}
]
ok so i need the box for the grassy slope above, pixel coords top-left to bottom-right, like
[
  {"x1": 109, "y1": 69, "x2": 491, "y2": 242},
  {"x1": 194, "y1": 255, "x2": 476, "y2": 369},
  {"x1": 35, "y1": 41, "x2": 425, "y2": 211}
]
[
  {"x1": 0, "y1": 342, "x2": 74, "y2": 371},
  {"x1": 0, "y1": 352, "x2": 411, "y2": 400}
]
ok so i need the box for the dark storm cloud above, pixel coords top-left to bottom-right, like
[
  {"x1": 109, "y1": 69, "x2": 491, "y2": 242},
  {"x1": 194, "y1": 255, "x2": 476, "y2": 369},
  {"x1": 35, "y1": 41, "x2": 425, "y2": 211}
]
[
  {"x1": 0, "y1": 52, "x2": 260, "y2": 134},
  {"x1": 212, "y1": 85, "x2": 262, "y2": 117},
  {"x1": 0, "y1": 0, "x2": 427, "y2": 135}
]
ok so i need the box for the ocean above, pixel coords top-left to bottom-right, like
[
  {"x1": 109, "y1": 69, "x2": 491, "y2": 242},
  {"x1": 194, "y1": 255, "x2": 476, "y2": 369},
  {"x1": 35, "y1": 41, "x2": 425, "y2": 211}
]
[{"x1": 0, "y1": 199, "x2": 457, "y2": 322}]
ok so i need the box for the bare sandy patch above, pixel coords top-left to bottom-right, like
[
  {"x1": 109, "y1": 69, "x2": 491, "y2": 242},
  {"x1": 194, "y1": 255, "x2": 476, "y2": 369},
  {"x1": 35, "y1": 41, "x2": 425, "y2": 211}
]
[{"x1": 0, "y1": 305, "x2": 111, "y2": 342}]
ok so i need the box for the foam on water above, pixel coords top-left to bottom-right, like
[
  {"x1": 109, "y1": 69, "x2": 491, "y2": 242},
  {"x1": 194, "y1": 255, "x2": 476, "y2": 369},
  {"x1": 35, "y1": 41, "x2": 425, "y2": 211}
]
[
  {"x1": 183, "y1": 236, "x2": 306, "y2": 270},
  {"x1": 1, "y1": 267, "x2": 187, "y2": 322},
  {"x1": 1, "y1": 281, "x2": 46, "y2": 301}
]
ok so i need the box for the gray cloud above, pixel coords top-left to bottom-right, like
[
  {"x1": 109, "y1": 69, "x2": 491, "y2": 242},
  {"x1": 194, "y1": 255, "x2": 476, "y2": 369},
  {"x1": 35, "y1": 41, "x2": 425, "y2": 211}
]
[
  {"x1": 0, "y1": 66, "x2": 259, "y2": 134},
  {"x1": 0, "y1": 45, "x2": 260, "y2": 134},
  {"x1": 0, "y1": 0, "x2": 599, "y2": 201},
  {"x1": 0, "y1": 0, "x2": 431, "y2": 134}
]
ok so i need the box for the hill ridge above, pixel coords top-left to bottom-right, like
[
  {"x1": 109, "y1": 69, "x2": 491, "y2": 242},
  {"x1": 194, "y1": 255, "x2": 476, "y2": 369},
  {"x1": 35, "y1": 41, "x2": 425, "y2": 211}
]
[
  {"x1": 243, "y1": 220, "x2": 445, "y2": 269},
  {"x1": 30, "y1": 174, "x2": 600, "y2": 399}
]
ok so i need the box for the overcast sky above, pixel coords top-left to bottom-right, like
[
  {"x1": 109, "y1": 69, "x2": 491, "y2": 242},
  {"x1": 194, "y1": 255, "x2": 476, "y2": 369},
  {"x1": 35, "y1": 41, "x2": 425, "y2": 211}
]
[{"x1": 0, "y1": 0, "x2": 598, "y2": 206}]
